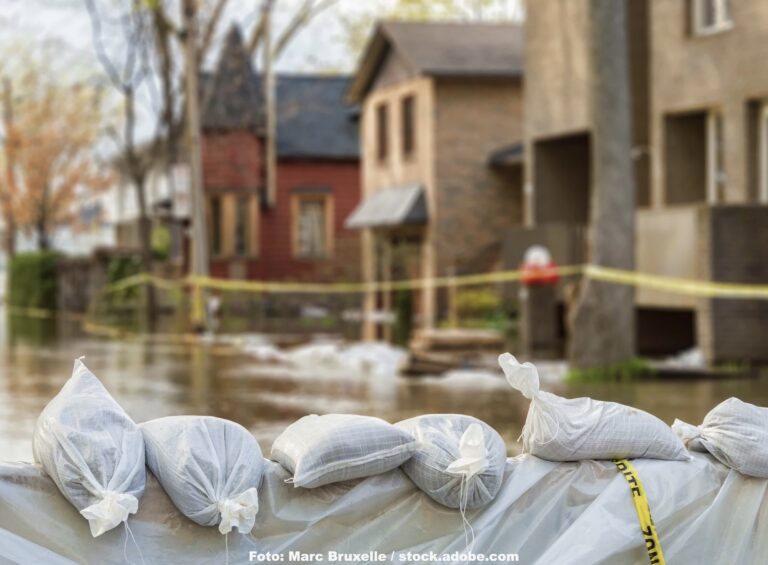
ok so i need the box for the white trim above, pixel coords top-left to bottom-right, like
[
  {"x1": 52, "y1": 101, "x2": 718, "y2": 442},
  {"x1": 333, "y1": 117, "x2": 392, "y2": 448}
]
[
  {"x1": 759, "y1": 102, "x2": 768, "y2": 204},
  {"x1": 706, "y1": 110, "x2": 720, "y2": 204}
]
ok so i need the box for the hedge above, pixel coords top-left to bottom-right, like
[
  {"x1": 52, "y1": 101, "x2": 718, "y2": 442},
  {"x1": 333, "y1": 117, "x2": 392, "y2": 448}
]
[{"x1": 7, "y1": 252, "x2": 60, "y2": 310}]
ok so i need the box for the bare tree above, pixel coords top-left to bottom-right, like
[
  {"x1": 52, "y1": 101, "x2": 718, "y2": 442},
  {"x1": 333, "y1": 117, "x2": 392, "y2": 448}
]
[
  {"x1": 84, "y1": 0, "x2": 159, "y2": 323},
  {"x1": 1, "y1": 78, "x2": 18, "y2": 258},
  {"x1": 569, "y1": 0, "x2": 635, "y2": 368}
]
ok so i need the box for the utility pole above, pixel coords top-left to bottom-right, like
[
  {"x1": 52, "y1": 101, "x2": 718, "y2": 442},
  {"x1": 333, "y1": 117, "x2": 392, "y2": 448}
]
[
  {"x1": 2, "y1": 78, "x2": 16, "y2": 260},
  {"x1": 182, "y1": 0, "x2": 210, "y2": 330},
  {"x1": 262, "y1": 0, "x2": 277, "y2": 207}
]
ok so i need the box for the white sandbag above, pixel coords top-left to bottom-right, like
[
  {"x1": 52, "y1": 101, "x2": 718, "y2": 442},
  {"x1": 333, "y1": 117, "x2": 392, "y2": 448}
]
[
  {"x1": 396, "y1": 414, "x2": 507, "y2": 509},
  {"x1": 271, "y1": 414, "x2": 417, "y2": 488},
  {"x1": 673, "y1": 397, "x2": 768, "y2": 478},
  {"x1": 32, "y1": 357, "x2": 145, "y2": 537},
  {"x1": 498, "y1": 353, "x2": 689, "y2": 462},
  {"x1": 141, "y1": 416, "x2": 265, "y2": 534}
]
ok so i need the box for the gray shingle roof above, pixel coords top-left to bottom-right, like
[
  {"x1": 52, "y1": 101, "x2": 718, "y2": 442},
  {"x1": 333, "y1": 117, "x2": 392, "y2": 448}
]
[
  {"x1": 276, "y1": 75, "x2": 359, "y2": 160},
  {"x1": 201, "y1": 26, "x2": 262, "y2": 131},
  {"x1": 383, "y1": 21, "x2": 523, "y2": 77},
  {"x1": 348, "y1": 20, "x2": 523, "y2": 102},
  {"x1": 201, "y1": 26, "x2": 359, "y2": 160}
]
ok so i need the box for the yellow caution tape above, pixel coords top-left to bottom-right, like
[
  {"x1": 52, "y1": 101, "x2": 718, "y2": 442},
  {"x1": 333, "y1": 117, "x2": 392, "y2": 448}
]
[
  {"x1": 6, "y1": 262, "x2": 768, "y2": 334},
  {"x1": 96, "y1": 264, "x2": 768, "y2": 298},
  {"x1": 586, "y1": 265, "x2": 768, "y2": 299},
  {"x1": 613, "y1": 459, "x2": 666, "y2": 565}
]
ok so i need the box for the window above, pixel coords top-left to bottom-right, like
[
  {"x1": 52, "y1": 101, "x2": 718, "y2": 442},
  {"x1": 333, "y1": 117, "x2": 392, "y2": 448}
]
[
  {"x1": 208, "y1": 194, "x2": 258, "y2": 257},
  {"x1": 234, "y1": 196, "x2": 249, "y2": 256},
  {"x1": 401, "y1": 95, "x2": 416, "y2": 157},
  {"x1": 209, "y1": 196, "x2": 222, "y2": 256},
  {"x1": 292, "y1": 194, "x2": 333, "y2": 258},
  {"x1": 376, "y1": 103, "x2": 389, "y2": 161},
  {"x1": 691, "y1": 0, "x2": 732, "y2": 35}
]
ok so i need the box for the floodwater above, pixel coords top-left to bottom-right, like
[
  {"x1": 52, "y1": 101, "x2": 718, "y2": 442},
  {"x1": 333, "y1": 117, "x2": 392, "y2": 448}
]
[{"x1": 2, "y1": 308, "x2": 768, "y2": 462}]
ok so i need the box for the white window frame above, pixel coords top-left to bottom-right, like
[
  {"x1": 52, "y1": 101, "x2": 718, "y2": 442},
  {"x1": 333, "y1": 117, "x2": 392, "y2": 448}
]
[
  {"x1": 706, "y1": 110, "x2": 725, "y2": 204},
  {"x1": 759, "y1": 102, "x2": 768, "y2": 204},
  {"x1": 692, "y1": 0, "x2": 733, "y2": 36}
]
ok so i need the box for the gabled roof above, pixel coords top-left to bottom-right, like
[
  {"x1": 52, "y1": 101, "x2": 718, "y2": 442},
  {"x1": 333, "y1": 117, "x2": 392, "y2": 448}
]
[
  {"x1": 347, "y1": 20, "x2": 523, "y2": 103},
  {"x1": 202, "y1": 26, "x2": 262, "y2": 131},
  {"x1": 201, "y1": 26, "x2": 359, "y2": 159}
]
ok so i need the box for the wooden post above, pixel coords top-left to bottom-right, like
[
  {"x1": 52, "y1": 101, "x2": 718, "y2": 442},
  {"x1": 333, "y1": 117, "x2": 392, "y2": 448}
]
[
  {"x1": 421, "y1": 231, "x2": 436, "y2": 331},
  {"x1": 262, "y1": 0, "x2": 277, "y2": 208},
  {"x1": 381, "y1": 236, "x2": 392, "y2": 342},
  {"x1": 362, "y1": 229, "x2": 376, "y2": 341}
]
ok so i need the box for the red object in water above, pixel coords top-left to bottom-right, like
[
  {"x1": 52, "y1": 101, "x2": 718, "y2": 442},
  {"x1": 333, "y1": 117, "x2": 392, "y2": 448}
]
[{"x1": 520, "y1": 261, "x2": 560, "y2": 286}]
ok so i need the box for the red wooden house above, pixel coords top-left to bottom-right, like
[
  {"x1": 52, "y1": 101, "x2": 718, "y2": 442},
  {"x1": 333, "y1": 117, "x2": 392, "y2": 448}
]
[{"x1": 200, "y1": 27, "x2": 361, "y2": 282}]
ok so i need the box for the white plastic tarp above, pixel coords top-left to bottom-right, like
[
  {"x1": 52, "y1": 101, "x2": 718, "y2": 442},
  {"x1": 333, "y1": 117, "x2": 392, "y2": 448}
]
[{"x1": 0, "y1": 453, "x2": 766, "y2": 564}]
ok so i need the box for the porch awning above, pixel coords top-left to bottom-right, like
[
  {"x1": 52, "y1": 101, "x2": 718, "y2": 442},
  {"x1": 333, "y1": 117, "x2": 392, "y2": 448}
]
[
  {"x1": 345, "y1": 183, "x2": 428, "y2": 229},
  {"x1": 487, "y1": 142, "x2": 524, "y2": 167}
]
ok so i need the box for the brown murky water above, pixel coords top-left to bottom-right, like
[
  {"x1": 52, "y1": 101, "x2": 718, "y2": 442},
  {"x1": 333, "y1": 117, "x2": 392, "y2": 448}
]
[{"x1": 2, "y1": 311, "x2": 768, "y2": 462}]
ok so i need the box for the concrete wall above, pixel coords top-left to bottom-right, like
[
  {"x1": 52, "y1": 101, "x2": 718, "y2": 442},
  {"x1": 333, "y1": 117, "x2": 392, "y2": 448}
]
[{"x1": 650, "y1": 0, "x2": 768, "y2": 206}]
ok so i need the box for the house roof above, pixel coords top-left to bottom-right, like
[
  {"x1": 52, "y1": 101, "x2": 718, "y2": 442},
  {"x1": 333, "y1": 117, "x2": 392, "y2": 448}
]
[
  {"x1": 275, "y1": 75, "x2": 359, "y2": 160},
  {"x1": 201, "y1": 26, "x2": 359, "y2": 160},
  {"x1": 347, "y1": 21, "x2": 524, "y2": 103},
  {"x1": 201, "y1": 26, "x2": 262, "y2": 131}
]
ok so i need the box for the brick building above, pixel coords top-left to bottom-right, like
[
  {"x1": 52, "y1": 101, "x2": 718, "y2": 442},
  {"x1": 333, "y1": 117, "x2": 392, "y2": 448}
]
[
  {"x1": 201, "y1": 27, "x2": 360, "y2": 282},
  {"x1": 519, "y1": 0, "x2": 768, "y2": 362},
  {"x1": 346, "y1": 21, "x2": 524, "y2": 340}
]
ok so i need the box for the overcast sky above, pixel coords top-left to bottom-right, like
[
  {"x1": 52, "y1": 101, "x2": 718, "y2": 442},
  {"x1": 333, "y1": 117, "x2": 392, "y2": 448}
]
[
  {"x1": 0, "y1": 0, "x2": 370, "y2": 76},
  {"x1": 0, "y1": 0, "x2": 521, "y2": 143}
]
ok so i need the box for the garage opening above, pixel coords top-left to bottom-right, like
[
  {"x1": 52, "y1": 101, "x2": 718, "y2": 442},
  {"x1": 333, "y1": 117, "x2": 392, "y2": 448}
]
[{"x1": 534, "y1": 133, "x2": 591, "y2": 224}]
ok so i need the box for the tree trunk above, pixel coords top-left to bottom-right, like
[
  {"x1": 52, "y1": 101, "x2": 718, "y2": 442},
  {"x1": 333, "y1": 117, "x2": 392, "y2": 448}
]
[
  {"x1": 37, "y1": 190, "x2": 49, "y2": 252},
  {"x1": 3, "y1": 220, "x2": 14, "y2": 258},
  {"x1": 134, "y1": 174, "x2": 157, "y2": 330},
  {"x1": 568, "y1": 0, "x2": 636, "y2": 368},
  {"x1": 37, "y1": 220, "x2": 49, "y2": 251}
]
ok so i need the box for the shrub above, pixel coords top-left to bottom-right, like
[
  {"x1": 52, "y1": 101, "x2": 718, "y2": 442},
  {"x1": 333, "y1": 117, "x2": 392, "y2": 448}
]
[
  {"x1": 104, "y1": 255, "x2": 142, "y2": 308},
  {"x1": 8, "y1": 252, "x2": 60, "y2": 310}
]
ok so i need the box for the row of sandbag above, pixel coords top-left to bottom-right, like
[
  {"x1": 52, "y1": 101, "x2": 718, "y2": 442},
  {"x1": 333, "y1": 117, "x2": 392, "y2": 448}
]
[
  {"x1": 32, "y1": 354, "x2": 768, "y2": 542},
  {"x1": 32, "y1": 358, "x2": 505, "y2": 539},
  {"x1": 498, "y1": 353, "x2": 768, "y2": 477}
]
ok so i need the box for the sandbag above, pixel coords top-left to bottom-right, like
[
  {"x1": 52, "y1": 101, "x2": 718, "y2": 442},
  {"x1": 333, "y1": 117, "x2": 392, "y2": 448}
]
[
  {"x1": 271, "y1": 414, "x2": 417, "y2": 488},
  {"x1": 141, "y1": 416, "x2": 265, "y2": 534},
  {"x1": 32, "y1": 357, "x2": 145, "y2": 537},
  {"x1": 396, "y1": 414, "x2": 507, "y2": 509},
  {"x1": 498, "y1": 353, "x2": 689, "y2": 462},
  {"x1": 673, "y1": 397, "x2": 768, "y2": 478}
]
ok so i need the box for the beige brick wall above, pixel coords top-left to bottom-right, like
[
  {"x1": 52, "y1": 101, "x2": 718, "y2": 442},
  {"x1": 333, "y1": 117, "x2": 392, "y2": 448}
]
[
  {"x1": 433, "y1": 78, "x2": 524, "y2": 274},
  {"x1": 651, "y1": 0, "x2": 768, "y2": 205}
]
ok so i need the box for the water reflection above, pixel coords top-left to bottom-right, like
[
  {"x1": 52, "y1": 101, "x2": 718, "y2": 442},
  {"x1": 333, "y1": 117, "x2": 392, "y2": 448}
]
[{"x1": 1, "y1": 308, "x2": 767, "y2": 463}]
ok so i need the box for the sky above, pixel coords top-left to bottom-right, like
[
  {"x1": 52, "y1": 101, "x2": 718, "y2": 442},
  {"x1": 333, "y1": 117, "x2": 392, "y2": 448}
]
[
  {"x1": 0, "y1": 0, "x2": 371, "y2": 77},
  {"x1": 0, "y1": 0, "x2": 522, "y2": 144}
]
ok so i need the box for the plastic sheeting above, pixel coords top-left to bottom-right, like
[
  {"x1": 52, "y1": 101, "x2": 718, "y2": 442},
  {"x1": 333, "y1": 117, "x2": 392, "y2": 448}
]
[{"x1": 1, "y1": 452, "x2": 766, "y2": 564}]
